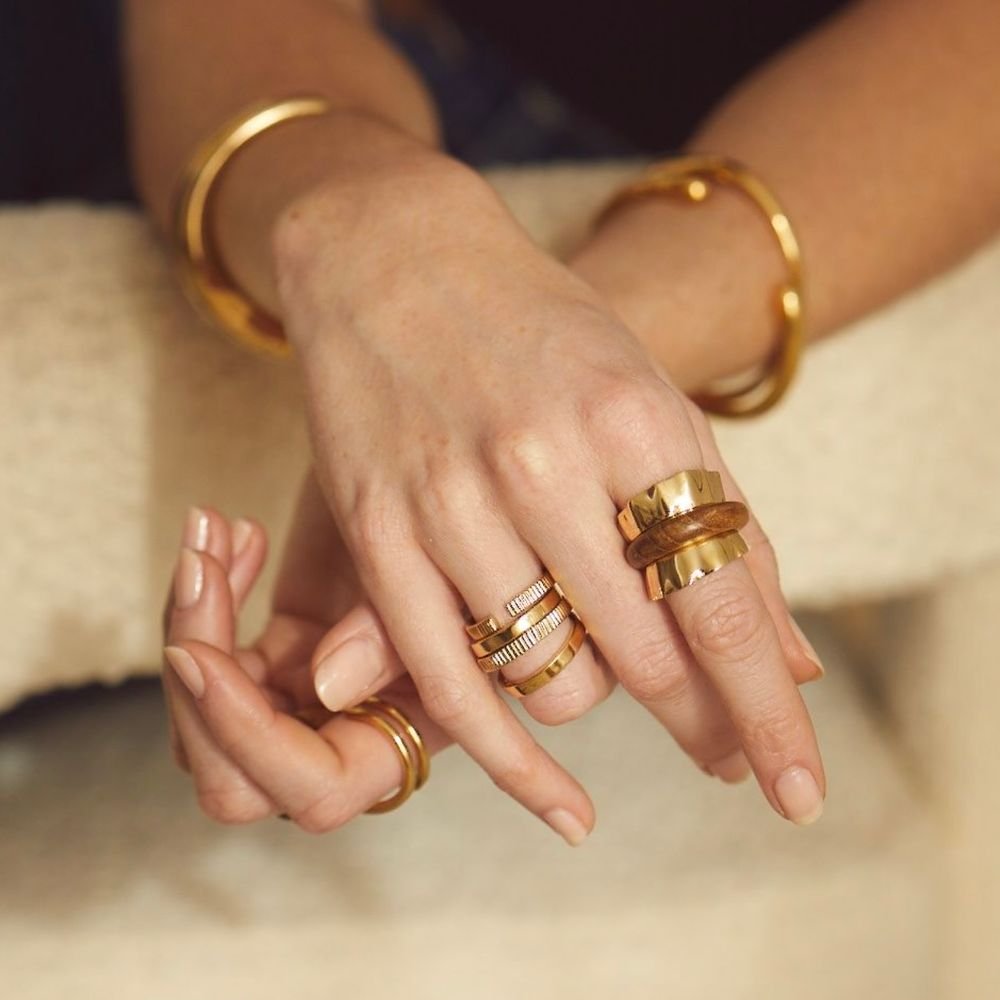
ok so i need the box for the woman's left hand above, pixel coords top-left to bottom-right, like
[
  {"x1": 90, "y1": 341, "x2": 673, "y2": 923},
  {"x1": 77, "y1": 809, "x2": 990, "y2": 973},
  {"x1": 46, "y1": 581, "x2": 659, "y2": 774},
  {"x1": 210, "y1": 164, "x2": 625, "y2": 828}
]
[{"x1": 160, "y1": 474, "x2": 451, "y2": 831}]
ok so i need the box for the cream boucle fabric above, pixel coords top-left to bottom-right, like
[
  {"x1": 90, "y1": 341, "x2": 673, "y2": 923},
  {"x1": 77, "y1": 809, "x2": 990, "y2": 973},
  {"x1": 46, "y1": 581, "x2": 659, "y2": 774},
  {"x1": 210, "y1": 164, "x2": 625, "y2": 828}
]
[
  {"x1": 3, "y1": 164, "x2": 1000, "y2": 710},
  {"x1": 3, "y1": 168, "x2": 999, "y2": 999},
  {"x1": 0, "y1": 624, "x2": 938, "y2": 1000}
]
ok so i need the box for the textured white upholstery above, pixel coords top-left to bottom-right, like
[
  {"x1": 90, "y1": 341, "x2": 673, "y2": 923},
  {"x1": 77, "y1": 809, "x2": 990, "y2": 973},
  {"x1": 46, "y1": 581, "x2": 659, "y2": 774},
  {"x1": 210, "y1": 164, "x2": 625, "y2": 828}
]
[{"x1": 1, "y1": 166, "x2": 998, "y2": 997}]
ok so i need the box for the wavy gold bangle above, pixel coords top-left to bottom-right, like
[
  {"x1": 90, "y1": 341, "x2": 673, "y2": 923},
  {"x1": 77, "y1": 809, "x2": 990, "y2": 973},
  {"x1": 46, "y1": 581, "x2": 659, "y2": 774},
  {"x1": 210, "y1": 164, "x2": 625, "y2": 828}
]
[
  {"x1": 596, "y1": 155, "x2": 804, "y2": 417},
  {"x1": 172, "y1": 96, "x2": 332, "y2": 359}
]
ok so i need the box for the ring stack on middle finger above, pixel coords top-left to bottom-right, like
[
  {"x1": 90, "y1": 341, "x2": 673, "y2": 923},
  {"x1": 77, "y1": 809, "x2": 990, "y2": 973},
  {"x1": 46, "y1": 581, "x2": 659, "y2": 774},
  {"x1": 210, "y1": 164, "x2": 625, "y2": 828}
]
[{"x1": 465, "y1": 574, "x2": 588, "y2": 699}]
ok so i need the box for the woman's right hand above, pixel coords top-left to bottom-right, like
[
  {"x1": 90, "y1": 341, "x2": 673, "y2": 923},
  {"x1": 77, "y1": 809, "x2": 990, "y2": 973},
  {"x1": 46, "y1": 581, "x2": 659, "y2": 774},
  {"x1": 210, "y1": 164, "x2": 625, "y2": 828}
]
[{"x1": 272, "y1": 155, "x2": 828, "y2": 834}]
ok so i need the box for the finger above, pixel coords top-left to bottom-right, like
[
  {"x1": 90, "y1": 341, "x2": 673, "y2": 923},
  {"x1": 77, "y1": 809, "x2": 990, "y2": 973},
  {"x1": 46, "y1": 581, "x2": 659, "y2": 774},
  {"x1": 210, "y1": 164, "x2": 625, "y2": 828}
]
[
  {"x1": 164, "y1": 511, "x2": 274, "y2": 823},
  {"x1": 668, "y1": 555, "x2": 827, "y2": 824},
  {"x1": 228, "y1": 517, "x2": 269, "y2": 611},
  {"x1": 349, "y1": 523, "x2": 595, "y2": 844},
  {"x1": 311, "y1": 602, "x2": 407, "y2": 712},
  {"x1": 164, "y1": 638, "x2": 450, "y2": 831},
  {"x1": 688, "y1": 408, "x2": 823, "y2": 685},
  {"x1": 162, "y1": 504, "x2": 234, "y2": 769},
  {"x1": 413, "y1": 473, "x2": 614, "y2": 726},
  {"x1": 493, "y1": 394, "x2": 752, "y2": 783}
]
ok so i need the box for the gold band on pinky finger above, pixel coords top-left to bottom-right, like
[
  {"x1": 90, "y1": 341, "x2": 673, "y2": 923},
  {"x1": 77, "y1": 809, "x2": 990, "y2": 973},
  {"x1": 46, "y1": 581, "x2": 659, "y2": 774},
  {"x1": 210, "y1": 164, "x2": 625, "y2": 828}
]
[
  {"x1": 477, "y1": 598, "x2": 572, "y2": 671},
  {"x1": 363, "y1": 697, "x2": 430, "y2": 789},
  {"x1": 644, "y1": 531, "x2": 749, "y2": 600},
  {"x1": 343, "y1": 706, "x2": 418, "y2": 814},
  {"x1": 500, "y1": 618, "x2": 588, "y2": 699}
]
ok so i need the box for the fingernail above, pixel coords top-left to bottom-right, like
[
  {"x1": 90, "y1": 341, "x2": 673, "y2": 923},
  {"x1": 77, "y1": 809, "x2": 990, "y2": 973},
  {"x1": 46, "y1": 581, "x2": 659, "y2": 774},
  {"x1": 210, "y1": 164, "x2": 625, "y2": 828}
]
[
  {"x1": 707, "y1": 748, "x2": 751, "y2": 784},
  {"x1": 790, "y1": 618, "x2": 825, "y2": 679},
  {"x1": 174, "y1": 548, "x2": 204, "y2": 609},
  {"x1": 314, "y1": 638, "x2": 381, "y2": 711},
  {"x1": 164, "y1": 645, "x2": 205, "y2": 698},
  {"x1": 232, "y1": 518, "x2": 253, "y2": 558},
  {"x1": 183, "y1": 506, "x2": 210, "y2": 552},
  {"x1": 774, "y1": 766, "x2": 824, "y2": 825},
  {"x1": 543, "y1": 808, "x2": 590, "y2": 847}
]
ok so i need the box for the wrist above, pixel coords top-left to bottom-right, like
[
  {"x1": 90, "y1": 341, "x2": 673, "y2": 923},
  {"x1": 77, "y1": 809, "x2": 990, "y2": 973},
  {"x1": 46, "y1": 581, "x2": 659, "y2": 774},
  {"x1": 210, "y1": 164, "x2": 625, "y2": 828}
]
[
  {"x1": 570, "y1": 182, "x2": 786, "y2": 393},
  {"x1": 272, "y1": 149, "x2": 520, "y2": 353},
  {"x1": 210, "y1": 108, "x2": 457, "y2": 324}
]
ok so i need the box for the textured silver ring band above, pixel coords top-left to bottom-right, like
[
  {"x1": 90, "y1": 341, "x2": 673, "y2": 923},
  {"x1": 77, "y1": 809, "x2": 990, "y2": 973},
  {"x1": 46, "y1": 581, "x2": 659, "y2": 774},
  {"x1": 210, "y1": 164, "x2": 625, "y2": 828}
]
[{"x1": 477, "y1": 599, "x2": 572, "y2": 671}]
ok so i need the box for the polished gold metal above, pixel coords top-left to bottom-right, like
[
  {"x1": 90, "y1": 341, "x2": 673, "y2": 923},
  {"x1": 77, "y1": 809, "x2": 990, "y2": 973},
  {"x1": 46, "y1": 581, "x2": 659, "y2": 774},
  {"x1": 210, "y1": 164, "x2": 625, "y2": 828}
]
[
  {"x1": 344, "y1": 704, "x2": 418, "y2": 814},
  {"x1": 643, "y1": 531, "x2": 749, "y2": 600},
  {"x1": 173, "y1": 96, "x2": 331, "y2": 358},
  {"x1": 363, "y1": 696, "x2": 430, "y2": 790},
  {"x1": 625, "y1": 500, "x2": 749, "y2": 569},
  {"x1": 476, "y1": 597, "x2": 573, "y2": 671},
  {"x1": 597, "y1": 155, "x2": 804, "y2": 417},
  {"x1": 470, "y1": 587, "x2": 563, "y2": 658},
  {"x1": 617, "y1": 469, "x2": 726, "y2": 541},
  {"x1": 465, "y1": 573, "x2": 556, "y2": 641},
  {"x1": 500, "y1": 618, "x2": 588, "y2": 698}
]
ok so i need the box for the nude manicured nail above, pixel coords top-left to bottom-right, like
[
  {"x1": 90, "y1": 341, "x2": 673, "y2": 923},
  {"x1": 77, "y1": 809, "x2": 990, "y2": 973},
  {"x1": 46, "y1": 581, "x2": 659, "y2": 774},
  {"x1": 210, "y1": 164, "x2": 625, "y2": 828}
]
[
  {"x1": 183, "y1": 506, "x2": 210, "y2": 552},
  {"x1": 174, "y1": 548, "x2": 204, "y2": 609},
  {"x1": 774, "y1": 766, "x2": 824, "y2": 825},
  {"x1": 544, "y1": 809, "x2": 590, "y2": 847},
  {"x1": 164, "y1": 646, "x2": 205, "y2": 698},
  {"x1": 708, "y1": 749, "x2": 751, "y2": 784},
  {"x1": 232, "y1": 518, "x2": 253, "y2": 558},
  {"x1": 314, "y1": 638, "x2": 381, "y2": 711},
  {"x1": 790, "y1": 618, "x2": 825, "y2": 679}
]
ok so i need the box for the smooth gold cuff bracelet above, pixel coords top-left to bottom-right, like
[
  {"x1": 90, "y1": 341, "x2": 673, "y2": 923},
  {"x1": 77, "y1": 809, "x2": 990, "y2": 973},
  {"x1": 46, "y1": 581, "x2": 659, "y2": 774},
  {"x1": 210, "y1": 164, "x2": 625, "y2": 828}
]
[
  {"x1": 173, "y1": 96, "x2": 332, "y2": 359},
  {"x1": 597, "y1": 155, "x2": 804, "y2": 417}
]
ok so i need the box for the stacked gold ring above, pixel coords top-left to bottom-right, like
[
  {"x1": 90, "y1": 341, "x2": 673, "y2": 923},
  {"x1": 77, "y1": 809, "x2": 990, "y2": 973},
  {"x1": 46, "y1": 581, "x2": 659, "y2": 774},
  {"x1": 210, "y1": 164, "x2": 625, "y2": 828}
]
[
  {"x1": 343, "y1": 696, "x2": 430, "y2": 814},
  {"x1": 617, "y1": 470, "x2": 750, "y2": 600},
  {"x1": 466, "y1": 573, "x2": 587, "y2": 699}
]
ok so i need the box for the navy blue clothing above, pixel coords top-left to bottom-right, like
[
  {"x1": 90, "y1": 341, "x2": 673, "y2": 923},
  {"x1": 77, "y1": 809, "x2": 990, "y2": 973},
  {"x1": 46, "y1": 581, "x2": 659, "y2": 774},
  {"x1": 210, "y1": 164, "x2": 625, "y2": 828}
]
[{"x1": 1, "y1": 1, "x2": 844, "y2": 203}]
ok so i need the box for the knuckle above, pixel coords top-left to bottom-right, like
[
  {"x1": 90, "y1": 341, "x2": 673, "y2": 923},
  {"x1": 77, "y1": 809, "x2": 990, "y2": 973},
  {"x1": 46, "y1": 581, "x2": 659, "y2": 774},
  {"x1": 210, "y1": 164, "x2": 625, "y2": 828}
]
[
  {"x1": 525, "y1": 683, "x2": 601, "y2": 726},
  {"x1": 413, "y1": 453, "x2": 483, "y2": 525},
  {"x1": 347, "y1": 488, "x2": 412, "y2": 571},
  {"x1": 619, "y1": 634, "x2": 691, "y2": 705},
  {"x1": 196, "y1": 785, "x2": 271, "y2": 826},
  {"x1": 488, "y1": 747, "x2": 537, "y2": 797},
  {"x1": 293, "y1": 787, "x2": 350, "y2": 835},
  {"x1": 742, "y1": 704, "x2": 808, "y2": 761},
  {"x1": 580, "y1": 378, "x2": 681, "y2": 452},
  {"x1": 417, "y1": 672, "x2": 476, "y2": 730},
  {"x1": 485, "y1": 425, "x2": 562, "y2": 493},
  {"x1": 686, "y1": 587, "x2": 768, "y2": 664}
]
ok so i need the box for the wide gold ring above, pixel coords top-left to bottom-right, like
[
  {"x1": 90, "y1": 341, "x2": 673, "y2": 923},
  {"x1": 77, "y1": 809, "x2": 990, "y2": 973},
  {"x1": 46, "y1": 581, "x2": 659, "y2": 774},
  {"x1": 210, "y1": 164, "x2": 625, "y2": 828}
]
[{"x1": 617, "y1": 469, "x2": 749, "y2": 599}]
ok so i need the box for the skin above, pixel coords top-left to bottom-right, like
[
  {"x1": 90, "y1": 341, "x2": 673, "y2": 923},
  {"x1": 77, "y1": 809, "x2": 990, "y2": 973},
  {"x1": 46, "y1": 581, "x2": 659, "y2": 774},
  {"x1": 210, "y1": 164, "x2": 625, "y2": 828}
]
[{"x1": 134, "y1": 0, "x2": 1000, "y2": 839}]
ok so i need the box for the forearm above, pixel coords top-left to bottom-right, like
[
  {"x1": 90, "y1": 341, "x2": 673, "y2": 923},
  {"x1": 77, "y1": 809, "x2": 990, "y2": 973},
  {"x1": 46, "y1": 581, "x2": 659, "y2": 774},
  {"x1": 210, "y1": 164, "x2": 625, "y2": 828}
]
[
  {"x1": 572, "y1": 0, "x2": 1000, "y2": 389},
  {"x1": 124, "y1": 0, "x2": 451, "y2": 312}
]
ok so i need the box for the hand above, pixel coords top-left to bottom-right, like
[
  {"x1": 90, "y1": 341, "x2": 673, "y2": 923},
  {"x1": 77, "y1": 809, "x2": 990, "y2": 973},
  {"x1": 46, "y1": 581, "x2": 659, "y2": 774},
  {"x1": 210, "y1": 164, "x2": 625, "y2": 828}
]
[
  {"x1": 160, "y1": 476, "x2": 451, "y2": 831},
  {"x1": 271, "y1": 160, "x2": 827, "y2": 832}
]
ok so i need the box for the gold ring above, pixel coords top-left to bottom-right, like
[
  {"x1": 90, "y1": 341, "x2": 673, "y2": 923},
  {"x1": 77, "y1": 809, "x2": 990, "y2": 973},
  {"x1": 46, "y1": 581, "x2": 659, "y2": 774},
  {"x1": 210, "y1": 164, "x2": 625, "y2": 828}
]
[
  {"x1": 617, "y1": 470, "x2": 749, "y2": 599},
  {"x1": 363, "y1": 696, "x2": 430, "y2": 790},
  {"x1": 475, "y1": 597, "x2": 573, "y2": 671},
  {"x1": 500, "y1": 618, "x2": 588, "y2": 698},
  {"x1": 643, "y1": 532, "x2": 749, "y2": 600},
  {"x1": 617, "y1": 469, "x2": 726, "y2": 540},
  {"x1": 465, "y1": 573, "x2": 556, "y2": 642},
  {"x1": 344, "y1": 705, "x2": 418, "y2": 814},
  {"x1": 470, "y1": 588, "x2": 563, "y2": 658},
  {"x1": 625, "y1": 500, "x2": 749, "y2": 569}
]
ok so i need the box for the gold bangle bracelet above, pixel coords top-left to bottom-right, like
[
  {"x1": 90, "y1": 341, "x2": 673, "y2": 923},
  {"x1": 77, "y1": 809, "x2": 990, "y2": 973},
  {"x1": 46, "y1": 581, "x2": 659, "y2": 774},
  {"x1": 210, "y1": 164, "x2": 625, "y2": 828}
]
[
  {"x1": 596, "y1": 155, "x2": 804, "y2": 417},
  {"x1": 172, "y1": 96, "x2": 332, "y2": 359}
]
